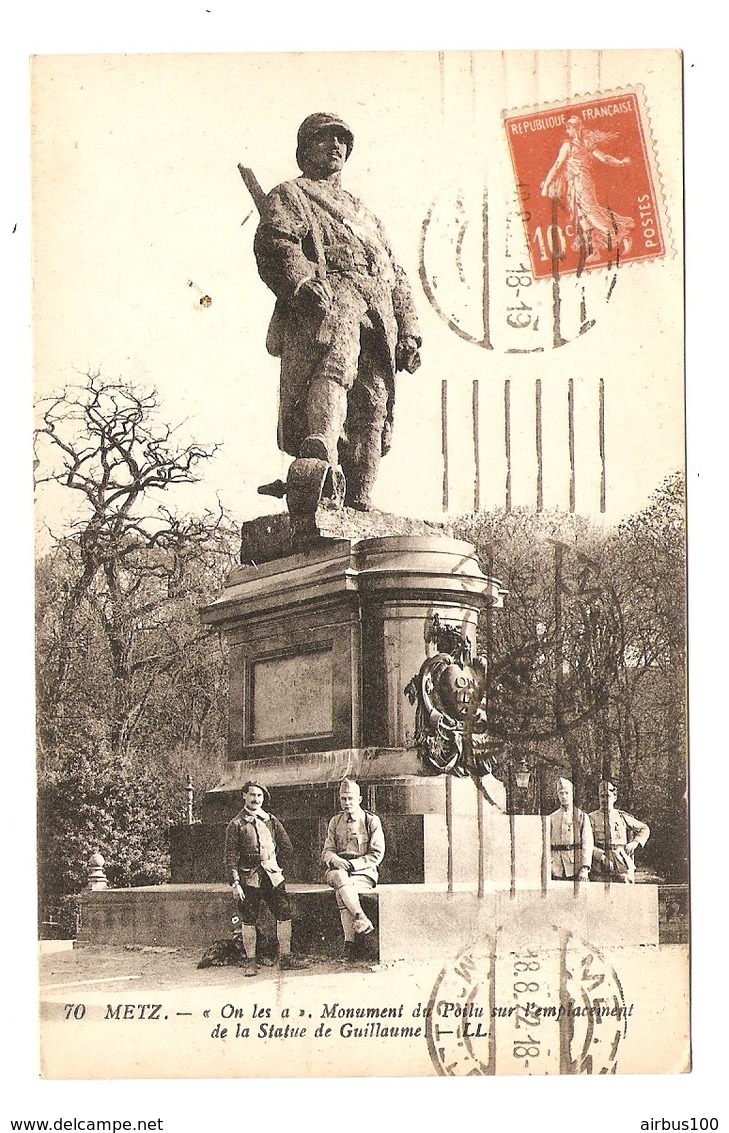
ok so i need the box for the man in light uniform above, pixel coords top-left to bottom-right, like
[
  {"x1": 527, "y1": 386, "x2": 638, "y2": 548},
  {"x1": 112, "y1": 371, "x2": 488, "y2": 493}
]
[
  {"x1": 224, "y1": 781, "x2": 309, "y2": 976},
  {"x1": 254, "y1": 112, "x2": 422, "y2": 511},
  {"x1": 589, "y1": 779, "x2": 650, "y2": 883},
  {"x1": 322, "y1": 779, "x2": 385, "y2": 961},
  {"x1": 549, "y1": 777, "x2": 594, "y2": 881}
]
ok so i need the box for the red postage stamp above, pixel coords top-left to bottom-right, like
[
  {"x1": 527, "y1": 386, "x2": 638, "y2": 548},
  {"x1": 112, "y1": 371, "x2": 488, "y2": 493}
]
[{"x1": 503, "y1": 89, "x2": 665, "y2": 279}]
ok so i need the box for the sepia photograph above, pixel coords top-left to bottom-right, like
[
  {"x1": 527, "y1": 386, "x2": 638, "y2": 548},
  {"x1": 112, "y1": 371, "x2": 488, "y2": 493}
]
[
  {"x1": 28, "y1": 46, "x2": 690, "y2": 1081},
  {"x1": 5, "y1": 10, "x2": 725, "y2": 1126}
]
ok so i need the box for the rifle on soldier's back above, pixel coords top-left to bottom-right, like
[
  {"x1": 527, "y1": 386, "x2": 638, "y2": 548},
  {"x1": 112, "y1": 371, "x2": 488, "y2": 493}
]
[{"x1": 238, "y1": 165, "x2": 267, "y2": 215}]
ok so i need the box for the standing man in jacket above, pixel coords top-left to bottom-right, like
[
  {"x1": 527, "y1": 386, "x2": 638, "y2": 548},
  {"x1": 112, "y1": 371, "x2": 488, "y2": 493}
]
[
  {"x1": 322, "y1": 779, "x2": 385, "y2": 962},
  {"x1": 224, "y1": 781, "x2": 309, "y2": 976},
  {"x1": 254, "y1": 112, "x2": 422, "y2": 511},
  {"x1": 549, "y1": 777, "x2": 594, "y2": 882}
]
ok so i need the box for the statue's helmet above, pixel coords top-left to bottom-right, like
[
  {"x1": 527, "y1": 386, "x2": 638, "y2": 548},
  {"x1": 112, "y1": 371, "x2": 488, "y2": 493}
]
[{"x1": 296, "y1": 112, "x2": 354, "y2": 169}]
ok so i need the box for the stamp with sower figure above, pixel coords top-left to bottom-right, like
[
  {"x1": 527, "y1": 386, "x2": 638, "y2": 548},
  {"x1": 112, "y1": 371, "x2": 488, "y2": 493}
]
[{"x1": 503, "y1": 89, "x2": 666, "y2": 279}]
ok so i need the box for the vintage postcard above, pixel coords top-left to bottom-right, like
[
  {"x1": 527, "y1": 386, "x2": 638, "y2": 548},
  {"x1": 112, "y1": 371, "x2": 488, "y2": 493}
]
[{"x1": 31, "y1": 48, "x2": 688, "y2": 1081}]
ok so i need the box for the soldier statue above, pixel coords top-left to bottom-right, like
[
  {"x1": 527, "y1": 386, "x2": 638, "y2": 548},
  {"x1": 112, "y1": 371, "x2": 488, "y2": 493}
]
[{"x1": 253, "y1": 112, "x2": 422, "y2": 511}]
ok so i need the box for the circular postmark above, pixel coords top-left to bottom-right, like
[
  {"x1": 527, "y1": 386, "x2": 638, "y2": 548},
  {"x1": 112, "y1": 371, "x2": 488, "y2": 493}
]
[
  {"x1": 420, "y1": 177, "x2": 624, "y2": 355},
  {"x1": 426, "y1": 928, "x2": 628, "y2": 1076},
  {"x1": 426, "y1": 945, "x2": 495, "y2": 1075}
]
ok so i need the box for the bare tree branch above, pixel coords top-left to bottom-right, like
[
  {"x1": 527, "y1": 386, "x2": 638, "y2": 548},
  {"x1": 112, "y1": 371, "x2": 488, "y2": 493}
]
[{"x1": 35, "y1": 372, "x2": 236, "y2": 758}]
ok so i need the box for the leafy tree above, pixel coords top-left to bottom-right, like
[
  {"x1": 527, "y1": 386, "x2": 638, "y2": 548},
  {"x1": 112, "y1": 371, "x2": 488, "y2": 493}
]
[
  {"x1": 456, "y1": 508, "x2": 617, "y2": 762},
  {"x1": 455, "y1": 474, "x2": 687, "y2": 880},
  {"x1": 37, "y1": 745, "x2": 182, "y2": 905},
  {"x1": 602, "y1": 473, "x2": 687, "y2": 879}
]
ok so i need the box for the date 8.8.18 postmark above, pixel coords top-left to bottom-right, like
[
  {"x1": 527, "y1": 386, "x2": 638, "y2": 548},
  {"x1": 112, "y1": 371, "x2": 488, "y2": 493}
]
[{"x1": 426, "y1": 929, "x2": 630, "y2": 1076}]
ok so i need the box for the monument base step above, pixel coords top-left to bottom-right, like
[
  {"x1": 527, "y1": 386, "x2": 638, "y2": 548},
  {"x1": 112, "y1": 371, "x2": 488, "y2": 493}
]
[
  {"x1": 76, "y1": 883, "x2": 357, "y2": 959},
  {"x1": 76, "y1": 882, "x2": 660, "y2": 963}
]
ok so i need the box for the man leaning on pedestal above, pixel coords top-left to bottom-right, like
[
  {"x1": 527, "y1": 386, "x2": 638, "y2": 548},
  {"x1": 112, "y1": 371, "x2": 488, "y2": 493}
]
[
  {"x1": 589, "y1": 779, "x2": 650, "y2": 883},
  {"x1": 322, "y1": 779, "x2": 385, "y2": 963},
  {"x1": 254, "y1": 112, "x2": 422, "y2": 512},
  {"x1": 224, "y1": 780, "x2": 309, "y2": 976}
]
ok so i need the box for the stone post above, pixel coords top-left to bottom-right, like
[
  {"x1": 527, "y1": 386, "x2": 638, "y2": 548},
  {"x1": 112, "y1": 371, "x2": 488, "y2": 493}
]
[{"x1": 86, "y1": 846, "x2": 108, "y2": 890}]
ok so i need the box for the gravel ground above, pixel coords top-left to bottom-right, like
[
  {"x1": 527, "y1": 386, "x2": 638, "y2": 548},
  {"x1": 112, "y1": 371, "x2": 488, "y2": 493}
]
[{"x1": 39, "y1": 941, "x2": 367, "y2": 993}]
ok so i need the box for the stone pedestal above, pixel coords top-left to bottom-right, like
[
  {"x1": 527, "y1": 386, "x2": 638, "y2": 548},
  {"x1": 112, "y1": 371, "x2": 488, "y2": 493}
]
[
  {"x1": 202, "y1": 524, "x2": 506, "y2": 758},
  {"x1": 79, "y1": 512, "x2": 663, "y2": 957},
  {"x1": 75, "y1": 881, "x2": 661, "y2": 954},
  {"x1": 376, "y1": 883, "x2": 660, "y2": 963},
  {"x1": 191, "y1": 518, "x2": 508, "y2": 888}
]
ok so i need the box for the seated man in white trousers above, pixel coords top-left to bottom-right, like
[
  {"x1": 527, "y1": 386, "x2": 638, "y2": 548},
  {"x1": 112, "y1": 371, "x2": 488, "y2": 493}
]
[{"x1": 322, "y1": 779, "x2": 385, "y2": 962}]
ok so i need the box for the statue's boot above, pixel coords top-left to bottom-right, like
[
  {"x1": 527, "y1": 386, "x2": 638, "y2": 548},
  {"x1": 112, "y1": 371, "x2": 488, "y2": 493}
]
[{"x1": 300, "y1": 377, "x2": 348, "y2": 466}]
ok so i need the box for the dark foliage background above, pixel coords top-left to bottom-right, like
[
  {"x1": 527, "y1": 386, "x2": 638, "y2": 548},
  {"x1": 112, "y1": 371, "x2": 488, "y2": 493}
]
[{"x1": 455, "y1": 471, "x2": 687, "y2": 881}]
